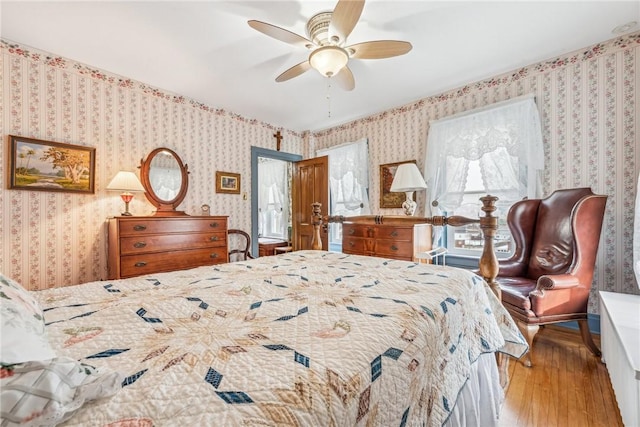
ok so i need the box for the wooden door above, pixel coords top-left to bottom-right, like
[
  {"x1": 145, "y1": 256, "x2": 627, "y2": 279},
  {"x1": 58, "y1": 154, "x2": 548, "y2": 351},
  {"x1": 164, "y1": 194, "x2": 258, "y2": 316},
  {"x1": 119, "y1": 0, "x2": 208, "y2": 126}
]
[{"x1": 292, "y1": 156, "x2": 329, "y2": 251}]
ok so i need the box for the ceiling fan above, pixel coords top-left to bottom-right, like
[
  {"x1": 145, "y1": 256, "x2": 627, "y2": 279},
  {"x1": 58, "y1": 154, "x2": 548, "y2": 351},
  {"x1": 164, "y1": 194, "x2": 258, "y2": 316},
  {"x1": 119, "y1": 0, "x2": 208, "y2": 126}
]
[{"x1": 248, "y1": 0, "x2": 412, "y2": 91}]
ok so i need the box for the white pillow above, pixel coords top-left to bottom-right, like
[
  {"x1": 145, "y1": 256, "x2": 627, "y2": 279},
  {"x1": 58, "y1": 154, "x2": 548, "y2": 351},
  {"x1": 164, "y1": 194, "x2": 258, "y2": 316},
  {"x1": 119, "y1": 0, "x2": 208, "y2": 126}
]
[
  {"x1": 0, "y1": 274, "x2": 56, "y2": 364},
  {"x1": 0, "y1": 357, "x2": 121, "y2": 426}
]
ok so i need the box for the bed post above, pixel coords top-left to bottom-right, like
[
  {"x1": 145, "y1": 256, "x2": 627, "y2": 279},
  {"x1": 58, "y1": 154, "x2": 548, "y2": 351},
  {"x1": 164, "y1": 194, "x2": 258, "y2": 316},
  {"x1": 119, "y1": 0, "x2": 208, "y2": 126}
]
[
  {"x1": 311, "y1": 202, "x2": 323, "y2": 250},
  {"x1": 478, "y1": 195, "x2": 501, "y2": 300}
]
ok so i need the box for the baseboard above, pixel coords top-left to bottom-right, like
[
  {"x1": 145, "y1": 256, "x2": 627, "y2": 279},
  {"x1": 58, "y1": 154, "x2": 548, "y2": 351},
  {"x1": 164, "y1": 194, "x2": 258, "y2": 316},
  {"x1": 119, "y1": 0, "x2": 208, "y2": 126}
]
[{"x1": 552, "y1": 314, "x2": 601, "y2": 335}]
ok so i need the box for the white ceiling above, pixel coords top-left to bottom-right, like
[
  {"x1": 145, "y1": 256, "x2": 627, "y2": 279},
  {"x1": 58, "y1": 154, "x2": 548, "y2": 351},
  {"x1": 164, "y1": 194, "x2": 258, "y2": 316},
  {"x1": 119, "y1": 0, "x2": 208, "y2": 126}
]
[{"x1": 1, "y1": 1, "x2": 638, "y2": 132}]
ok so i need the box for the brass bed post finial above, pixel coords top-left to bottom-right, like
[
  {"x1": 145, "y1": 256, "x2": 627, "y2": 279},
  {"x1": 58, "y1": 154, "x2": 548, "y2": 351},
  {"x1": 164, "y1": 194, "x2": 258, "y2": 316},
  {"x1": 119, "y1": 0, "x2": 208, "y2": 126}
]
[{"x1": 478, "y1": 195, "x2": 500, "y2": 299}]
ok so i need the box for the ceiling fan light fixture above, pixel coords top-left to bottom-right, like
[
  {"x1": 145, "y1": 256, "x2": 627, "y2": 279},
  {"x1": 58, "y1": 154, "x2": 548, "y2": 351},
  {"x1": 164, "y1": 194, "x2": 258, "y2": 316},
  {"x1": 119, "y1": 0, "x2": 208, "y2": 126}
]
[{"x1": 309, "y1": 46, "x2": 349, "y2": 77}]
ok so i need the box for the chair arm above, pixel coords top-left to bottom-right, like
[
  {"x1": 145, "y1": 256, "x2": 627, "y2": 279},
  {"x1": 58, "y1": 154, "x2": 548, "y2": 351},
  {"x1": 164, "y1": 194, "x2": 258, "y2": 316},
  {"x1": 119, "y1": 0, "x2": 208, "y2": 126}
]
[{"x1": 534, "y1": 274, "x2": 580, "y2": 293}]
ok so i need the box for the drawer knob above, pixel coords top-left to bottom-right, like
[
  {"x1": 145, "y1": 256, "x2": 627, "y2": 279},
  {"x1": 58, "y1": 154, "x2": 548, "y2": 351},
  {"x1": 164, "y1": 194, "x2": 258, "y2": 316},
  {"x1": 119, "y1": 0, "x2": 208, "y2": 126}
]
[
  {"x1": 349, "y1": 241, "x2": 355, "y2": 247},
  {"x1": 134, "y1": 261, "x2": 147, "y2": 267},
  {"x1": 391, "y1": 245, "x2": 398, "y2": 251},
  {"x1": 348, "y1": 229, "x2": 355, "y2": 235},
  {"x1": 210, "y1": 236, "x2": 219, "y2": 242},
  {"x1": 133, "y1": 224, "x2": 147, "y2": 231},
  {"x1": 210, "y1": 253, "x2": 218, "y2": 258},
  {"x1": 210, "y1": 222, "x2": 219, "y2": 228},
  {"x1": 133, "y1": 241, "x2": 147, "y2": 248},
  {"x1": 390, "y1": 231, "x2": 398, "y2": 237}
]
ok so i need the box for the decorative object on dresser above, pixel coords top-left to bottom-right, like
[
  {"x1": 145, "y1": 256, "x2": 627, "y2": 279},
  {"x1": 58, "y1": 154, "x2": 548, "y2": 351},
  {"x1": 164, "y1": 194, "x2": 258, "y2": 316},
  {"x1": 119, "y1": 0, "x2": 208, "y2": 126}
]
[
  {"x1": 139, "y1": 147, "x2": 189, "y2": 216},
  {"x1": 389, "y1": 161, "x2": 427, "y2": 215},
  {"x1": 379, "y1": 160, "x2": 417, "y2": 209},
  {"x1": 215, "y1": 171, "x2": 241, "y2": 194},
  {"x1": 7, "y1": 135, "x2": 96, "y2": 194},
  {"x1": 341, "y1": 220, "x2": 431, "y2": 262},
  {"x1": 106, "y1": 171, "x2": 145, "y2": 216},
  {"x1": 107, "y1": 216, "x2": 228, "y2": 279}
]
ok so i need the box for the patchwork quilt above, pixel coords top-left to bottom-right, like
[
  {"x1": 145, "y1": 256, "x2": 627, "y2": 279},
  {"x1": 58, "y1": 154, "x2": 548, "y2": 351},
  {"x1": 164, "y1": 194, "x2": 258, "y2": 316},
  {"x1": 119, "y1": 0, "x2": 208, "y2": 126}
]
[{"x1": 34, "y1": 251, "x2": 527, "y2": 427}]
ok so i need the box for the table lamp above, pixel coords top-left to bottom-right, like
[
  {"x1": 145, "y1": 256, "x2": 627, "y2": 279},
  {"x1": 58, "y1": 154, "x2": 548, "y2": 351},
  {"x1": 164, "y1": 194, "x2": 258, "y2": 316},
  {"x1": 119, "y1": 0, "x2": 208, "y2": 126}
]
[
  {"x1": 390, "y1": 163, "x2": 427, "y2": 216},
  {"x1": 107, "y1": 171, "x2": 145, "y2": 216}
]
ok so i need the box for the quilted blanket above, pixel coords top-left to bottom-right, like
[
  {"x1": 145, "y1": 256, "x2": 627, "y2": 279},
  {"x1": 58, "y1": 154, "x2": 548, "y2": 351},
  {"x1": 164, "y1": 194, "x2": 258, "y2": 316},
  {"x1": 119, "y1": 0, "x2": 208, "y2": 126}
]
[{"x1": 34, "y1": 251, "x2": 526, "y2": 427}]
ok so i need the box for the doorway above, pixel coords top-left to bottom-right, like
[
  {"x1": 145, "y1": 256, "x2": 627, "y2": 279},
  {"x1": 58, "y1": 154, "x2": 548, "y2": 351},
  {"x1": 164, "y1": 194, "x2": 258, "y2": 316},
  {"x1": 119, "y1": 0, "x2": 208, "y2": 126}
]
[{"x1": 250, "y1": 147, "x2": 302, "y2": 257}]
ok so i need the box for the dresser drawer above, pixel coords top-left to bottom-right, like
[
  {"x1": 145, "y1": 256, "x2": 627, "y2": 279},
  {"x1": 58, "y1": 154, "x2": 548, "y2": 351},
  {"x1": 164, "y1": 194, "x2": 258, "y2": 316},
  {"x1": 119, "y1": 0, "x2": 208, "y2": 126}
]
[
  {"x1": 342, "y1": 237, "x2": 367, "y2": 254},
  {"x1": 119, "y1": 247, "x2": 228, "y2": 278},
  {"x1": 374, "y1": 240, "x2": 414, "y2": 259},
  {"x1": 119, "y1": 232, "x2": 226, "y2": 255},
  {"x1": 374, "y1": 227, "x2": 413, "y2": 241},
  {"x1": 343, "y1": 223, "x2": 413, "y2": 241},
  {"x1": 118, "y1": 218, "x2": 227, "y2": 236}
]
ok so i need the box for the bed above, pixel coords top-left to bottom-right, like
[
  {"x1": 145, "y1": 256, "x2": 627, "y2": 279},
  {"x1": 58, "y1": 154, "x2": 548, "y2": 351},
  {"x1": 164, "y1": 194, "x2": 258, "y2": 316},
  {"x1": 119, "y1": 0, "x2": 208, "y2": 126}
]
[{"x1": 1, "y1": 198, "x2": 527, "y2": 427}]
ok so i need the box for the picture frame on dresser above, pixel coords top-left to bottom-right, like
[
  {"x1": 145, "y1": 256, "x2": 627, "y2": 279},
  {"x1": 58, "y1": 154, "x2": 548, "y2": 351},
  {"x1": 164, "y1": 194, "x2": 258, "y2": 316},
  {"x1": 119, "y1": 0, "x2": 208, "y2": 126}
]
[
  {"x1": 380, "y1": 160, "x2": 416, "y2": 208},
  {"x1": 7, "y1": 135, "x2": 96, "y2": 194},
  {"x1": 215, "y1": 171, "x2": 241, "y2": 194}
]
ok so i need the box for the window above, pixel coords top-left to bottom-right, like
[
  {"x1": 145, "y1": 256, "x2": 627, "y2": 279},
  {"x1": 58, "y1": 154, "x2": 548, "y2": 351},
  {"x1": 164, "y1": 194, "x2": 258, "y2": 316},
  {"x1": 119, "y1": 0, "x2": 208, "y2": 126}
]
[
  {"x1": 317, "y1": 138, "x2": 371, "y2": 250},
  {"x1": 258, "y1": 158, "x2": 289, "y2": 239},
  {"x1": 425, "y1": 95, "x2": 544, "y2": 257}
]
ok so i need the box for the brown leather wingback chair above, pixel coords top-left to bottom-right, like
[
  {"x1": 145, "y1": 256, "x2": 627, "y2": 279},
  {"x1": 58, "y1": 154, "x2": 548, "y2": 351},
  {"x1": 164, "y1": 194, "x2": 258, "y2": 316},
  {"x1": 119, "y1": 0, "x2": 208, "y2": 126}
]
[{"x1": 496, "y1": 188, "x2": 607, "y2": 367}]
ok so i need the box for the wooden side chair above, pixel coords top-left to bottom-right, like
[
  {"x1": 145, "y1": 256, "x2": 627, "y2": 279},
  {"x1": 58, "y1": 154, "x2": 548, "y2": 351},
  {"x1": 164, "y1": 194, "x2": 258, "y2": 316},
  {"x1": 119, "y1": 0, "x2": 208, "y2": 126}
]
[{"x1": 228, "y1": 229, "x2": 254, "y2": 262}]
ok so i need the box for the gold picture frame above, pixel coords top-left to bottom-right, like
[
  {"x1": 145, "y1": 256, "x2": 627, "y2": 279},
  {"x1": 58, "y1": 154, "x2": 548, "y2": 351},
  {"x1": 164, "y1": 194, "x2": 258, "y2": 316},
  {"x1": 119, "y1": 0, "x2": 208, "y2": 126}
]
[
  {"x1": 215, "y1": 171, "x2": 241, "y2": 194},
  {"x1": 7, "y1": 135, "x2": 96, "y2": 194},
  {"x1": 379, "y1": 160, "x2": 416, "y2": 208}
]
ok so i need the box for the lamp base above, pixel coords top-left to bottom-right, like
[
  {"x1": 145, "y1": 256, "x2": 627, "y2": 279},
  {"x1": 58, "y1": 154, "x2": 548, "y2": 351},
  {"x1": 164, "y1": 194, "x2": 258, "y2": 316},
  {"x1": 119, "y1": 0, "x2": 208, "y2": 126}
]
[
  {"x1": 121, "y1": 193, "x2": 134, "y2": 216},
  {"x1": 402, "y1": 192, "x2": 417, "y2": 216}
]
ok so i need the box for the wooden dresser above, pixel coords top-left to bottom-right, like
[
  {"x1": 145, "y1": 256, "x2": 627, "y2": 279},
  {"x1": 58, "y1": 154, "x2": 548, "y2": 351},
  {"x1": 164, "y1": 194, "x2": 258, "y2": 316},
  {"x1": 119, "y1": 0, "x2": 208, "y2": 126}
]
[
  {"x1": 342, "y1": 222, "x2": 431, "y2": 261},
  {"x1": 107, "y1": 216, "x2": 228, "y2": 279}
]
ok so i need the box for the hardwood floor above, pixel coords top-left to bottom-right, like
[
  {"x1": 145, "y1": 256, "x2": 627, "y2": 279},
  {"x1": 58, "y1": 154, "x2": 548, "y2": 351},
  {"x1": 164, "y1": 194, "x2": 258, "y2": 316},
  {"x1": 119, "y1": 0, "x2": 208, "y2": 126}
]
[{"x1": 499, "y1": 325, "x2": 623, "y2": 427}]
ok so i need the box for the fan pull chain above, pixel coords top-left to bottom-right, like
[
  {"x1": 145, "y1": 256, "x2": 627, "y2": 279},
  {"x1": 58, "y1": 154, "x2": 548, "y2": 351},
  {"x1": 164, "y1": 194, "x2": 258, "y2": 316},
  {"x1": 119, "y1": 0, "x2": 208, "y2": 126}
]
[{"x1": 326, "y1": 77, "x2": 332, "y2": 118}]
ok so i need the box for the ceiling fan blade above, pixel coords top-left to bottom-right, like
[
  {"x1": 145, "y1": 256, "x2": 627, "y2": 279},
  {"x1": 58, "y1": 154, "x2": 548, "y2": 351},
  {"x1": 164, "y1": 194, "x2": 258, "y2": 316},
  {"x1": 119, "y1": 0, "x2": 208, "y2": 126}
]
[
  {"x1": 248, "y1": 20, "x2": 313, "y2": 49},
  {"x1": 329, "y1": 0, "x2": 365, "y2": 43},
  {"x1": 334, "y1": 66, "x2": 355, "y2": 91},
  {"x1": 276, "y1": 61, "x2": 312, "y2": 82},
  {"x1": 348, "y1": 40, "x2": 413, "y2": 59}
]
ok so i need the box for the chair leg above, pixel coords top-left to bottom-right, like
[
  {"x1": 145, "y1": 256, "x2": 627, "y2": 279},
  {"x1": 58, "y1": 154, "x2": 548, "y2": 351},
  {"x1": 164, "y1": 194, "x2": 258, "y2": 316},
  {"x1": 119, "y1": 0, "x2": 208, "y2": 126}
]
[
  {"x1": 515, "y1": 321, "x2": 539, "y2": 367},
  {"x1": 577, "y1": 319, "x2": 601, "y2": 357}
]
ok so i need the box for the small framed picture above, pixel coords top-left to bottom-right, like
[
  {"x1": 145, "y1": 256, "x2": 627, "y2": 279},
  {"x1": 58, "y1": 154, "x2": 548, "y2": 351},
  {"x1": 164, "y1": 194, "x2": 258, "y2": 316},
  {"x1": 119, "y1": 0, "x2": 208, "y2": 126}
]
[
  {"x1": 215, "y1": 171, "x2": 241, "y2": 194},
  {"x1": 7, "y1": 135, "x2": 96, "y2": 194}
]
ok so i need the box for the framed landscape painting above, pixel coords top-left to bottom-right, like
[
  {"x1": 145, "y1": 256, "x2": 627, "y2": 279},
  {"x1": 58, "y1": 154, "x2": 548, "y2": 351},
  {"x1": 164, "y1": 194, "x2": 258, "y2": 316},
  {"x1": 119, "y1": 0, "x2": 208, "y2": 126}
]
[
  {"x1": 7, "y1": 135, "x2": 96, "y2": 194},
  {"x1": 215, "y1": 171, "x2": 241, "y2": 194}
]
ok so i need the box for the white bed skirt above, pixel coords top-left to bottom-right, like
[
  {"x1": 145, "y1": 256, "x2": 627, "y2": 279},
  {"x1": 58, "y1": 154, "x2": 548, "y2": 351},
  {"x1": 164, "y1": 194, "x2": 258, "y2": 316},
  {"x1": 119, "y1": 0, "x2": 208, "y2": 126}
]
[{"x1": 444, "y1": 352, "x2": 504, "y2": 427}]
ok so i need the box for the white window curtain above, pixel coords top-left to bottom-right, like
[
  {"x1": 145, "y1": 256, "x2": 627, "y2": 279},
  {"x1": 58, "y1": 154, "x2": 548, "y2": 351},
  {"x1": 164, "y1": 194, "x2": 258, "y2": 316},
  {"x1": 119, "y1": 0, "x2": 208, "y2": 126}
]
[
  {"x1": 424, "y1": 95, "x2": 544, "y2": 245},
  {"x1": 258, "y1": 159, "x2": 289, "y2": 239},
  {"x1": 317, "y1": 138, "x2": 371, "y2": 216}
]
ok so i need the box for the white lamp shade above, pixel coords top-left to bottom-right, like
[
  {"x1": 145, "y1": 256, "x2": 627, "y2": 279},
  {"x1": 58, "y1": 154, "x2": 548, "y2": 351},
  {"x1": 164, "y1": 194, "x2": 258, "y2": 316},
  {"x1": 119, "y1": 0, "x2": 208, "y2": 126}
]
[
  {"x1": 106, "y1": 171, "x2": 145, "y2": 192},
  {"x1": 390, "y1": 163, "x2": 427, "y2": 192},
  {"x1": 309, "y1": 46, "x2": 349, "y2": 77}
]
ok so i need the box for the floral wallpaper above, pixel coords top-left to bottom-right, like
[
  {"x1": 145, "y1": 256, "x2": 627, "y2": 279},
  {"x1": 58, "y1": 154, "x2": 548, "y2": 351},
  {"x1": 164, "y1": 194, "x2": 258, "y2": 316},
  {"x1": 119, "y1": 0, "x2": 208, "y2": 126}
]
[
  {"x1": 309, "y1": 32, "x2": 640, "y2": 311},
  {"x1": 0, "y1": 40, "x2": 305, "y2": 290},
  {"x1": 1, "y1": 31, "x2": 639, "y2": 314}
]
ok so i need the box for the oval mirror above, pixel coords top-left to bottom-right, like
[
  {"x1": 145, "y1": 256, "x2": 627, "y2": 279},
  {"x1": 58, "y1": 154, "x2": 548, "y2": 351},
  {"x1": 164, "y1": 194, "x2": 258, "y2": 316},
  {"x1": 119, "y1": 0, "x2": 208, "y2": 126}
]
[{"x1": 140, "y1": 147, "x2": 189, "y2": 216}]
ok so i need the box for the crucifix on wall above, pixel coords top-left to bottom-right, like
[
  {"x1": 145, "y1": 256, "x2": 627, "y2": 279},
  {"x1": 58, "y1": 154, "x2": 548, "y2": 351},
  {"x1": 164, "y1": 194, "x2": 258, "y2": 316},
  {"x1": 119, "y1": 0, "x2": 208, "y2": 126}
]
[{"x1": 274, "y1": 130, "x2": 283, "y2": 151}]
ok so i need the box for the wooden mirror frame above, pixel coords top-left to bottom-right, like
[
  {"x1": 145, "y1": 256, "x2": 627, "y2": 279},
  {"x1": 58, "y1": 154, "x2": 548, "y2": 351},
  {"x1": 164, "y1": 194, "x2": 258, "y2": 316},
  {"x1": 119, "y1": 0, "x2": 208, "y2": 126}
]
[{"x1": 139, "y1": 147, "x2": 189, "y2": 216}]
